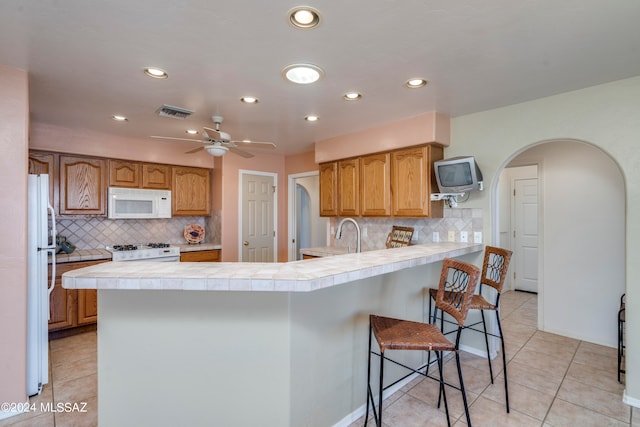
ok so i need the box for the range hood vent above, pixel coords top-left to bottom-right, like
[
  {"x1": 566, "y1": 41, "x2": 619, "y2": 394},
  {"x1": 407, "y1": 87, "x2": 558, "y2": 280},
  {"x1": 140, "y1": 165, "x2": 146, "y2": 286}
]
[{"x1": 156, "y1": 104, "x2": 193, "y2": 120}]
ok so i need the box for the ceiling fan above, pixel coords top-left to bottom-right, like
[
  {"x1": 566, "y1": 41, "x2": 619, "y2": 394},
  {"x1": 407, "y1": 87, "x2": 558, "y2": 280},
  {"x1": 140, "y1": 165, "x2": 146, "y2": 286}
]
[{"x1": 151, "y1": 115, "x2": 276, "y2": 158}]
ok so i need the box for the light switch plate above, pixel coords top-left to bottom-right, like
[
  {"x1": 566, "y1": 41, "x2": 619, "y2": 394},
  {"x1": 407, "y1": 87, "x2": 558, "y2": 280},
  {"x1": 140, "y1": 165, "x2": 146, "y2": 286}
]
[
  {"x1": 448, "y1": 231, "x2": 456, "y2": 242},
  {"x1": 432, "y1": 232, "x2": 439, "y2": 243},
  {"x1": 474, "y1": 232, "x2": 483, "y2": 243},
  {"x1": 460, "y1": 231, "x2": 468, "y2": 242}
]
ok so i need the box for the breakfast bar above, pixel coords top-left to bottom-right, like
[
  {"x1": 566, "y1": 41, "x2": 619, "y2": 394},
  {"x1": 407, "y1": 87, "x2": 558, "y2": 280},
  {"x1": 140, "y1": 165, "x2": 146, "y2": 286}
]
[{"x1": 63, "y1": 242, "x2": 483, "y2": 427}]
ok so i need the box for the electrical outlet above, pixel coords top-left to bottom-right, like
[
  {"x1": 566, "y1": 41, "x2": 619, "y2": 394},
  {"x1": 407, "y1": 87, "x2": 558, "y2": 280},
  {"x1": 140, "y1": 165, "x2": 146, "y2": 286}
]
[
  {"x1": 460, "y1": 231, "x2": 468, "y2": 242},
  {"x1": 448, "y1": 231, "x2": 456, "y2": 242},
  {"x1": 474, "y1": 232, "x2": 483, "y2": 243},
  {"x1": 432, "y1": 232, "x2": 439, "y2": 243},
  {"x1": 362, "y1": 226, "x2": 368, "y2": 237}
]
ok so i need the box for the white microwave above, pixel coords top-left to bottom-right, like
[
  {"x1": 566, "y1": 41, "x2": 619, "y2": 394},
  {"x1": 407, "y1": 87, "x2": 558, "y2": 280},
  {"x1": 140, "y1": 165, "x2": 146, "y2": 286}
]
[{"x1": 108, "y1": 187, "x2": 172, "y2": 219}]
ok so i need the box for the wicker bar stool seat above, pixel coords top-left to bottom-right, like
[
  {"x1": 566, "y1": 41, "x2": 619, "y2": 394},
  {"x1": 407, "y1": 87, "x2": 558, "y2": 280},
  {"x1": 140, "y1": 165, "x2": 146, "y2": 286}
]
[
  {"x1": 428, "y1": 245, "x2": 512, "y2": 412},
  {"x1": 365, "y1": 258, "x2": 481, "y2": 427}
]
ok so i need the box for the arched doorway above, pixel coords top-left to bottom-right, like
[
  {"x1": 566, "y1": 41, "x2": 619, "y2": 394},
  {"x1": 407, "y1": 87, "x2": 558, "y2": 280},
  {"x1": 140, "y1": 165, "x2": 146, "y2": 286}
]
[{"x1": 493, "y1": 139, "x2": 625, "y2": 347}]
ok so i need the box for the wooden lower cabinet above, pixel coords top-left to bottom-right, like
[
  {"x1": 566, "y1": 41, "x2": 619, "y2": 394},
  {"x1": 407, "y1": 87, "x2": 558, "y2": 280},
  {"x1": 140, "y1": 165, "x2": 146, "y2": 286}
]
[
  {"x1": 180, "y1": 249, "x2": 221, "y2": 262},
  {"x1": 49, "y1": 260, "x2": 106, "y2": 332}
]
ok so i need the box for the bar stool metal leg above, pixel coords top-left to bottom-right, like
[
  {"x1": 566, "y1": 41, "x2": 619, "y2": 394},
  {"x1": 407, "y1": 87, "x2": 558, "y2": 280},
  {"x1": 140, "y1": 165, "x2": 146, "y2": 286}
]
[
  {"x1": 496, "y1": 309, "x2": 510, "y2": 413},
  {"x1": 480, "y1": 309, "x2": 495, "y2": 383}
]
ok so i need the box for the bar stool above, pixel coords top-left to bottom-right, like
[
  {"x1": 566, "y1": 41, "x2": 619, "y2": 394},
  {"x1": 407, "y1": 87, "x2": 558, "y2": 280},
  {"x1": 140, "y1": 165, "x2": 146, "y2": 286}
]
[
  {"x1": 428, "y1": 246, "x2": 513, "y2": 412},
  {"x1": 365, "y1": 258, "x2": 481, "y2": 427}
]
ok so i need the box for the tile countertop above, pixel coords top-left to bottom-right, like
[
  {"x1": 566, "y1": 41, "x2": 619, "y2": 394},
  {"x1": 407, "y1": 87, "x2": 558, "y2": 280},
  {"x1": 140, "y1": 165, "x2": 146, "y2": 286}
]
[
  {"x1": 62, "y1": 242, "x2": 483, "y2": 292},
  {"x1": 54, "y1": 244, "x2": 222, "y2": 264}
]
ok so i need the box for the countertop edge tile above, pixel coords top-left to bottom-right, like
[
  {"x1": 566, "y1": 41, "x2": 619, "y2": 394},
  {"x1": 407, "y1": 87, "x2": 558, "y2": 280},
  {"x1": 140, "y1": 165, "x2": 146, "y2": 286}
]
[{"x1": 62, "y1": 243, "x2": 484, "y2": 292}]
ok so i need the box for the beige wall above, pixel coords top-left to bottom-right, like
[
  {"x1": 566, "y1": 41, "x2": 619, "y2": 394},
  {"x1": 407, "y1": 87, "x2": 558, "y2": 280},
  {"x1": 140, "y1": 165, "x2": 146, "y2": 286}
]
[
  {"x1": 449, "y1": 76, "x2": 640, "y2": 406},
  {"x1": 0, "y1": 65, "x2": 29, "y2": 410}
]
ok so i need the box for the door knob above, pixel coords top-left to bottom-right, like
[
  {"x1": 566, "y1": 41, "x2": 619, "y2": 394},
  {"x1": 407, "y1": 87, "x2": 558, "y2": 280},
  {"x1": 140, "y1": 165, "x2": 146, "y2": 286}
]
[{"x1": 243, "y1": 241, "x2": 249, "y2": 246}]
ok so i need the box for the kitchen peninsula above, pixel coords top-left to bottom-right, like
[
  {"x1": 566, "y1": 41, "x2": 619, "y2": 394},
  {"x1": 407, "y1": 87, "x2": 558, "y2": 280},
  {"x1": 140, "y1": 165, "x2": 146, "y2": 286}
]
[{"x1": 63, "y1": 242, "x2": 483, "y2": 427}]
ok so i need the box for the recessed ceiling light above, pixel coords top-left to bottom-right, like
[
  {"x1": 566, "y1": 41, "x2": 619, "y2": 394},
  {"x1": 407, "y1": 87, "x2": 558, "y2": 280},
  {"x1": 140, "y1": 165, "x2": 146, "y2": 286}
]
[
  {"x1": 241, "y1": 96, "x2": 259, "y2": 104},
  {"x1": 185, "y1": 129, "x2": 199, "y2": 135},
  {"x1": 305, "y1": 115, "x2": 319, "y2": 122},
  {"x1": 282, "y1": 64, "x2": 324, "y2": 84},
  {"x1": 405, "y1": 78, "x2": 428, "y2": 89},
  {"x1": 343, "y1": 92, "x2": 362, "y2": 101},
  {"x1": 288, "y1": 6, "x2": 321, "y2": 29},
  {"x1": 112, "y1": 115, "x2": 128, "y2": 121},
  {"x1": 143, "y1": 67, "x2": 168, "y2": 79}
]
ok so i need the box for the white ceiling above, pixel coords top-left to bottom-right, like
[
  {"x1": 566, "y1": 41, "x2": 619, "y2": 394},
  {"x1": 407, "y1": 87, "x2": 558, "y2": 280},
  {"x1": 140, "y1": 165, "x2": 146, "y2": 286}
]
[{"x1": 2, "y1": 1, "x2": 640, "y2": 156}]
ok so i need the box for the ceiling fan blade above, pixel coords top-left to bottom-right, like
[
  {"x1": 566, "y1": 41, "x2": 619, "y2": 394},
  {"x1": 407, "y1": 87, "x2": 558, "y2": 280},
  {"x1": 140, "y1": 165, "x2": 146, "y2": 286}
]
[
  {"x1": 150, "y1": 135, "x2": 205, "y2": 143},
  {"x1": 203, "y1": 126, "x2": 232, "y2": 142},
  {"x1": 185, "y1": 146, "x2": 205, "y2": 154},
  {"x1": 227, "y1": 146, "x2": 254, "y2": 158},
  {"x1": 233, "y1": 140, "x2": 276, "y2": 149}
]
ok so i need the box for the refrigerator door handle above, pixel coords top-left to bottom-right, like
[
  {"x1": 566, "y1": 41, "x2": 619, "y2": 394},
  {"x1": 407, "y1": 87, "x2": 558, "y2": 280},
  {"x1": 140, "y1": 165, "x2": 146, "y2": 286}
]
[{"x1": 46, "y1": 203, "x2": 56, "y2": 298}]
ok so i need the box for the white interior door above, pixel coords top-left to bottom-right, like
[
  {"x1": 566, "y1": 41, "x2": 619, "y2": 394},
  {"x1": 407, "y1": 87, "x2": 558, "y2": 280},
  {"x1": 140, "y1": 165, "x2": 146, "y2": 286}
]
[
  {"x1": 241, "y1": 172, "x2": 276, "y2": 262},
  {"x1": 513, "y1": 178, "x2": 539, "y2": 292}
]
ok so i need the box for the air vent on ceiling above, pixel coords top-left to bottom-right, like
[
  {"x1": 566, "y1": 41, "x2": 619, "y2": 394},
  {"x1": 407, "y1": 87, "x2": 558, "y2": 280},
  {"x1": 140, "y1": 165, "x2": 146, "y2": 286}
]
[{"x1": 156, "y1": 104, "x2": 193, "y2": 120}]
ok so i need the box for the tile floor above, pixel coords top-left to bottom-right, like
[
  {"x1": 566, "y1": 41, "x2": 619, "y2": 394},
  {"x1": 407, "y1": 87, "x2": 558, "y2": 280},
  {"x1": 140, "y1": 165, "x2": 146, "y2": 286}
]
[
  {"x1": 0, "y1": 291, "x2": 635, "y2": 426},
  {"x1": 350, "y1": 291, "x2": 638, "y2": 427},
  {"x1": 0, "y1": 331, "x2": 97, "y2": 427}
]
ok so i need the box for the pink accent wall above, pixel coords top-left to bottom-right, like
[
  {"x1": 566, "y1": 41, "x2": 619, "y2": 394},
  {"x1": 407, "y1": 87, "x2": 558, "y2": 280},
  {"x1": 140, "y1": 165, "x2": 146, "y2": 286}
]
[
  {"x1": 219, "y1": 152, "x2": 287, "y2": 262},
  {"x1": 0, "y1": 65, "x2": 29, "y2": 408},
  {"x1": 217, "y1": 150, "x2": 316, "y2": 262},
  {"x1": 30, "y1": 122, "x2": 215, "y2": 168},
  {"x1": 314, "y1": 111, "x2": 450, "y2": 163}
]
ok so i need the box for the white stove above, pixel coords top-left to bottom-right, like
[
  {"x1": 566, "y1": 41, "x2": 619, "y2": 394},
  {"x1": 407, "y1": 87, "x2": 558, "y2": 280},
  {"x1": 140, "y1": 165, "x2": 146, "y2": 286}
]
[{"x1": 108, "y1": 243, "x2": 180, "y2": 262}]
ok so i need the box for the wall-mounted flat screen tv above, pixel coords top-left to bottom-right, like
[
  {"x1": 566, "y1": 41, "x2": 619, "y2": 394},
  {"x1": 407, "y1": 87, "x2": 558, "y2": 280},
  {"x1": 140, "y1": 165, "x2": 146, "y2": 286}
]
[{"x1": 434, "y1": 156, "x2": 483, "y2": 193}]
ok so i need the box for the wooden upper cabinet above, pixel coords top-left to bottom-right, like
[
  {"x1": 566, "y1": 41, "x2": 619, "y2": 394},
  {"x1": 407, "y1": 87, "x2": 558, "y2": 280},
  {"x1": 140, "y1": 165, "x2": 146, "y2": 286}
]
[
  {"x1": 337, "y1": 158, "x2": 360, "y2": 216},
  {"x1": 28, "y1": 151, "x2": 56, "y2": 210},
  {"x1": 172, "y1": 166, "x2": 211, "y2": 216},
  {"x1": 319, "y1": 162, "x2": 338, "y2": 216},
  {"x1": 391, "y1": 145, "x2": 443, "y2": 217},
  {"x1": 360, "y1": 152, "x2": 391, "y2": 216},
  {"x1": 142, "y1": 163, "x2": 171, "y2": 190},
  {"x1": 59, "y1": 155, "x2": 107, "y2": 216},
  {"x1": 108, "y1": 160, "x2": 172, "y2": 190},
  {"x1": 109, "y1": 159, "x2": 140, "y2": 188}
]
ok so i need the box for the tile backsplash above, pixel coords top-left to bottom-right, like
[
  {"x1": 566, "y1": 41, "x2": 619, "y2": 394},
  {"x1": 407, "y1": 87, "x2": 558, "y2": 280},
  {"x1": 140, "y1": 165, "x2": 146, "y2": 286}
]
[
  {"x1": 56, "y1": 211, "x2": 221, "y2": 249},
  {"x1": 58, "y1": 208, "x2": 480, "y2": 252},
  {"x1": 331, "y1": 208, "x2": 483, "y2": 252}
]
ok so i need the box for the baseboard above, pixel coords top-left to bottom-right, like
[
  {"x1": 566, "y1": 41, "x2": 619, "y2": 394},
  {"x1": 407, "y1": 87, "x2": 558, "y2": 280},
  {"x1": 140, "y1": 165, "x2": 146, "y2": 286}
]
[
  {"x1": 623, "y1": 389, "x2": 640, "y2": 408},
  {"x1": 0, "y1": 407, "x2": 24, "y2": 421}
]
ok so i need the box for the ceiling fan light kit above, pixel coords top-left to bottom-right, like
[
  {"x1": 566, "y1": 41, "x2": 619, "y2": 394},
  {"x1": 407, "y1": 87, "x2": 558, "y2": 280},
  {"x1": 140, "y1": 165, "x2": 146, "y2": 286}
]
[{"x1": 205, "y1": 145, "x2": 229, "y2": 157}]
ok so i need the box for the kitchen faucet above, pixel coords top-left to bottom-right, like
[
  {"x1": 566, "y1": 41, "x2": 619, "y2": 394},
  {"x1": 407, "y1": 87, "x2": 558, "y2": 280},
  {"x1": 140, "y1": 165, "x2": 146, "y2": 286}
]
[{"x1": 335, "y1": 217, "x2": 361, "y2": 253}]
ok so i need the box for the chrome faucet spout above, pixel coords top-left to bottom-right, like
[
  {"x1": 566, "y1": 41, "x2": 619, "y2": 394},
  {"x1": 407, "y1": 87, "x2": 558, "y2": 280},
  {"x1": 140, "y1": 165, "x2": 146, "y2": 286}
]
[{"x1": 335, "y1": 217, "x2": 361, "y2": 253}]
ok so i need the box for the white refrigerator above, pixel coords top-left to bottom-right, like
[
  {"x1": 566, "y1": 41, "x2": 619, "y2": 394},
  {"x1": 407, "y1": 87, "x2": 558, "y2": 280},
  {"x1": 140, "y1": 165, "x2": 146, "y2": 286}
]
[{"x1": 27, "y1": 174, "x2": 56, "y2": 396}]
